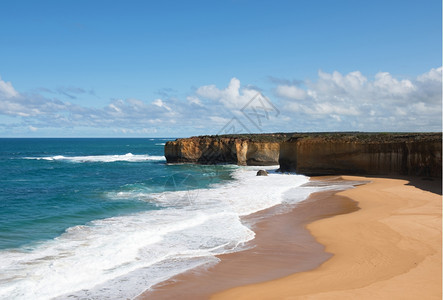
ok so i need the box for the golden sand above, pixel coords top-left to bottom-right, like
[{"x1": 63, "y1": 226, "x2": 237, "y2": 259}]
[
  {"x1": 139, "y1": 179, "x2": 358, "y2": 299},
  {"x1": 212, "y1": 176, "x2": 442, "y2": 299}
]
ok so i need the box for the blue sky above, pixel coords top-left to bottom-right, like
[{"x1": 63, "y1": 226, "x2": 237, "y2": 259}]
[{"x1": 0, "y1": 0, "x2": 441, "y2": 137}]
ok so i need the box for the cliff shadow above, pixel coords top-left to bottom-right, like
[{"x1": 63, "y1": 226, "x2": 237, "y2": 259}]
[
  {"x1": 365, "y1": 175, "x2": 442, "y2": 195},
  {"x1": 405, "y1": 176, "x2": 442, "y2": 195}
]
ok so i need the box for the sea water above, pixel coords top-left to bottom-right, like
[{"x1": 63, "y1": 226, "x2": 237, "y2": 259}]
[{"x1": 0, "y1": 138, "x2": 354, "y2": 299}]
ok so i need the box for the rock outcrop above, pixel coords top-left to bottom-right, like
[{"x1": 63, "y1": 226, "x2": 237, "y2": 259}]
[
  {"x1": 256, "y1": 170, "x2": 269, "y2": 176},
  {"x1": 165, "y1": 133, "x2": 442, "y2": 177}
]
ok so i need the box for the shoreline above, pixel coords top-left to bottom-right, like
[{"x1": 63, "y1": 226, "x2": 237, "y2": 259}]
[
  {"x1": 213, "y1": 176, "x2": 442, "y2": 299},
  {"x1": 138, "y1": 176, "x2": 361, "y2": 299}
]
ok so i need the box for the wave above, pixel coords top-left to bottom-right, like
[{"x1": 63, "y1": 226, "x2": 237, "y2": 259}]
[
  {"x1": 155, "y1": 143, "x2": 166, "y2": 146},
  {"x1": 24, "y1": 153, "x2": 166, "y2": 163},
  {"x1": 0, "y1": 166, "x2": 358, "y2": 299}
]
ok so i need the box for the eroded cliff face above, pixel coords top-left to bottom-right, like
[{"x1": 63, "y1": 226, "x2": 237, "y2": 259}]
[
  {"x1": 279, "y1": 134, "x2": 442, "y2": 177},
  {"x1": 165, "y1": 136, "x2": 280, "y2": 165},
  {"x1": 165, "y1": 133, "x2": 442, "y2": 177}
]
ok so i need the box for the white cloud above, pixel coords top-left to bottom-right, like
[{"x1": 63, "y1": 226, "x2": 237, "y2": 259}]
[
  {"x1": 317, "y1": 70, "x2": 367, "y2": 94},
  {"x1": 209, "y1": 116, "x2": 230, "y2": 124},
  {"x1": 417, "y1": 66, "x2": 442, "y2": 82},
  {"x1": 0, "y1": 80, "x2": 181, "y2": 133},
  {"x1": 275, "y1": 67, "x2": 442, "y2": 131},
  {"x1": 152, "y1": 99, "x2": 172, "y2": 111},
  {"x1": 372, "y1": 72, "x2": 415, "y2": 96},
  {"x1": 0, "y1": 67, "x2": 441, "y2": 136},
  {"x1": 275, "y1": 85, "x2": 307, "y2": 100},
  {"x1": 108, "y1": 103, "x2": 122, "y2": 113},
  {"x1": 186, "y1": 96, "x2": 202, "y2": 106},
  {"x1": 0, "y1": 92, "x2": 68, "y2": 118},
  {"x1": 196, "y1": 77, "x2": 259, "y2": 108},
  {"x1": 0, "y1": 77, "x2": 19, "y2": 98}
]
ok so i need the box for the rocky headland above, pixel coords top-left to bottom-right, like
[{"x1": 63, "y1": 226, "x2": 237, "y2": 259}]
[
  {"x1": 165, "y1": 133, "x2": 442, "y2": 177},
  {"x1": 164, "y1": 134, "x2": 289, "y2": 166}
]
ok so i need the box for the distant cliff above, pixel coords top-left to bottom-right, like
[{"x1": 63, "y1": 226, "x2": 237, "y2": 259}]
[{"x1": 165, "y1": 133, "x2": 442, "y2": 177}]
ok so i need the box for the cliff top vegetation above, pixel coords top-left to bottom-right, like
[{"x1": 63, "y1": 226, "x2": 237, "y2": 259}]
[{"x1": 173, "y1": 132, "x2": 442, "y2": 143}]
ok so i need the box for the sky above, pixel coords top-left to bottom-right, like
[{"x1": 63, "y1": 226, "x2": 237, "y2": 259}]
[{"x1": 0, "y1": 0, "x2": 441, "y2": 137}]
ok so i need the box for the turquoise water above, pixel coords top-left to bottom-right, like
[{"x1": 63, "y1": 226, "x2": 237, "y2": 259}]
[
  {"x1": 0, "y1": 138, "x2": 321, "y2": 299},
  {"x1": 0, "y1": 138, "x2": 233, "y2": 250}
]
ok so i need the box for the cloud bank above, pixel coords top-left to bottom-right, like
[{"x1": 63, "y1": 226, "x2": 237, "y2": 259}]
[
  {"x1": 275, "y1": 67, "x2": 442, "y2": 131},
  {"x1": 0, "y1": 67, "x2": 441, "y2": 136}
]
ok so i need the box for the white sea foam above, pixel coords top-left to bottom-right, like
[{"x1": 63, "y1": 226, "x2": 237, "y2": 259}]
[
  {"x1": 24, "y1": 153, "x2": 166, "y2": 163},
  {"x1": 155, "y1": 143, "x2": 166, "y2": 146},
  {"x1": 0, "y1": 166, "x2": 354, "y2": 300}
]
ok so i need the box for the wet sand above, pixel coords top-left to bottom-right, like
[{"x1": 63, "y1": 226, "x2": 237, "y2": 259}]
[
  {"x1": 213, "y1": 176, "x2": 442, "y2": 299},
  {"x1": 138, "y1": 177, "x2": 359, "y2": 299}
]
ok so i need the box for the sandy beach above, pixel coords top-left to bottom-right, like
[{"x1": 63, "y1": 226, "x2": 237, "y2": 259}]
[
  {"x1": 138, "y1": 177, "x2": 359, "y2": 299},
  {"x1": 213, "y1": 176, "x2": 442, "y2": 300},
  {"x1": 139, "y1": 175, "x2": 442, "y2": 300},
  {"x1": 137, "y1": 176, "x2": 442, "y2": 299}
]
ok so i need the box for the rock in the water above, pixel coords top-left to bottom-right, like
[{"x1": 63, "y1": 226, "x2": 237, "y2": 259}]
[{"x1": 256, "y1": 170, "x2": 268, "y2": 176}]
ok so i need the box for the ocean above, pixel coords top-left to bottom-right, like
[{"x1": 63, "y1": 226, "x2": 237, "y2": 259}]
[{"x1": 0, "y1": 138, "x2": 352, "y2": 299}]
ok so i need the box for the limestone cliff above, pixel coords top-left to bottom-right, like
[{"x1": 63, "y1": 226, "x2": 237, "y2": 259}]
[
  {"x1": 165, "y1": 135, "x2": 282, "y2": 165},
  {"x1": 165, "y1": 133, "x2": 442, "y2": 177},
  {"x1": 279, "y1": 133, "x2": 442, "y2": 177}
]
